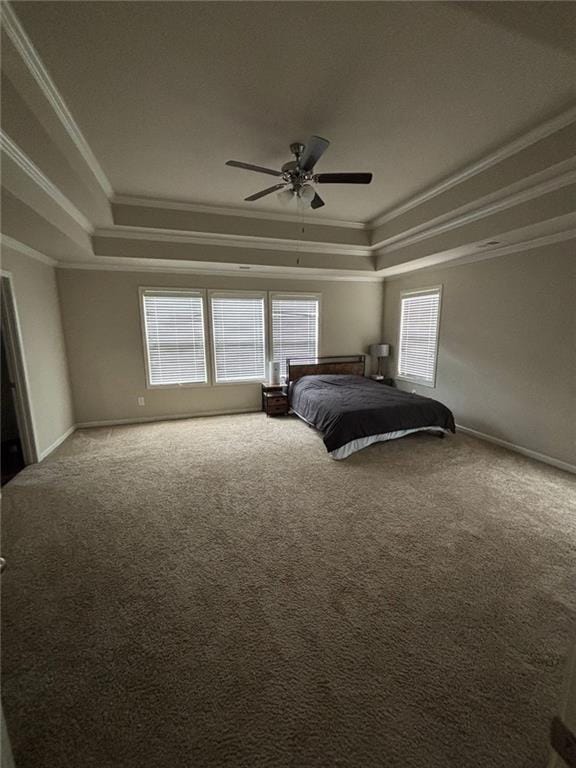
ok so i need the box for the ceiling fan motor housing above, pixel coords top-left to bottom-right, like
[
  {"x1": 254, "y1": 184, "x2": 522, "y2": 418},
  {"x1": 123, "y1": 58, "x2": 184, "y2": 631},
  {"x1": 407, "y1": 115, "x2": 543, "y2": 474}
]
[
  {"x1": 281, "y1": 160, "x2": 298, "y2": 174},
  {"x1": 281, "y1": 160, "x2": 314, "y2": 193}
]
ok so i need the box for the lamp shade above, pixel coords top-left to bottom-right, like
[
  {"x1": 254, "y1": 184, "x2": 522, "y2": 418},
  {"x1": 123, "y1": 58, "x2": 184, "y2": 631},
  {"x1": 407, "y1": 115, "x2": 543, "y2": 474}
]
[{"x1": 369, "y1": 343, "x2": 390, "y2": 358}]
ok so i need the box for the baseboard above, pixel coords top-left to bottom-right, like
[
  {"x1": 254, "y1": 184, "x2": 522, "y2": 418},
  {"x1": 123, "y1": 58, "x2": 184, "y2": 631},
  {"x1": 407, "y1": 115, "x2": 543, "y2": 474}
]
[
  {"x1": 75, "y1": 407, "x2": 261, "y2": 429},
  {"x1": 37, "y1": 425, "x2": 76, "y2": 462},
  {"x1": 39, "y1": 418, "x2": 575, "y2": 474},
  {"x1": 456, "y1": 424, "x2": 576, "y2": 475}
]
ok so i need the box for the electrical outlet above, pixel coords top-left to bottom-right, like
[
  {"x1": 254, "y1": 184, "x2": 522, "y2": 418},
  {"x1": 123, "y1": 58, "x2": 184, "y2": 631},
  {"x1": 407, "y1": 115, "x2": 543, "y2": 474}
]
[{"x1": 137, "y1": 397, "x2": 145, "y2": 406}]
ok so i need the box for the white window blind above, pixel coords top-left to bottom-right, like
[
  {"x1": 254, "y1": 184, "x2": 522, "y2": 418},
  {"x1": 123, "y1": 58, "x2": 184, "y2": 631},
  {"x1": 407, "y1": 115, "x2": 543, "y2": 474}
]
[
  {"x1": 142, "y1": 290, "x2": 208, "y2": 386},
  {"x1": 211, "y1": 294, "x2": 266, "y2": 382},
  {"x1": 271, "y1": 295, "x2": 319, "y2": 379},
  {"x1": 398, "y1": 288, "x2": 441, "y2": 386}
]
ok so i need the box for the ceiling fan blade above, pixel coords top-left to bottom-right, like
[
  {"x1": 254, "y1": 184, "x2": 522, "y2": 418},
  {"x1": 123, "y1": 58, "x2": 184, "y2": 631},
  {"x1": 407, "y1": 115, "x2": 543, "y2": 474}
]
[
  {"x1": 299, "y1": 136, "x2": 330, "y2": 172},
  {"x1": 310, "y1": 192, "x2": 325, "y2": 210},
  {"x1": 245, "y1": 183, "x2": 286, "y2": 202},
  {"x1": 226, "y1": 160, "x2": 283, "y2": 177},
  {"x1": 315, "y1": 173, "x2": 373, "y2": 184}
]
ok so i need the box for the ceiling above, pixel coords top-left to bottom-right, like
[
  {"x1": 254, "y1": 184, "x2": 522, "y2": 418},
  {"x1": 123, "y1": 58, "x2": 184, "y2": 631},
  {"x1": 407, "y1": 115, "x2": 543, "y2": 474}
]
[{"x1": 12, "y1": 1, "x2": 576, "y2": 224}]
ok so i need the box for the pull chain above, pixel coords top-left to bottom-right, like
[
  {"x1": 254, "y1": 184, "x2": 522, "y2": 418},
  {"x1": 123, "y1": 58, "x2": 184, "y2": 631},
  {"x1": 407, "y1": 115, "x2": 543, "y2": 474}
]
[{"x1": 296, "y1": 197, "x2": 305, "y2": 266}]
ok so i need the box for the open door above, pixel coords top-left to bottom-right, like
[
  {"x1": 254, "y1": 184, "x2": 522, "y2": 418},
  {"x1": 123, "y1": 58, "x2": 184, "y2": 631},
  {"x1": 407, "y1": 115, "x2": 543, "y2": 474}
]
[
  {"x1": 1, "y1": 274, "x2": 37, "y2": 484},
  {"x1": 1, "y1": 330, "x2": 26, "y2": 485}
]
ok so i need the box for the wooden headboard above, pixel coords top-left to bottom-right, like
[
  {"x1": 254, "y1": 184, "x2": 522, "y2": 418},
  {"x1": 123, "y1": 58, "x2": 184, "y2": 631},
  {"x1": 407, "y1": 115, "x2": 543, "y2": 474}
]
[{"x1": 287, "y1": 355, "x2": 365, "y2": 384}]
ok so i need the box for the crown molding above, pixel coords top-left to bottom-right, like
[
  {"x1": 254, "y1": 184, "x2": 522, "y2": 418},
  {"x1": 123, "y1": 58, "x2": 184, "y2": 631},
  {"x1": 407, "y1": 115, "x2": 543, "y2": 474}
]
[
  {"x1": 100, "y1": 161, "x2": 576, "y2": 260},
  {"x1": 66, "y1": 226, "x2": 576, "y2": 282},
  {"x1": 370, "y1": 104, "x2": 576, "y2": 229},
  {"x1": 460, "y1": 227, "x2": 576, "y2": 262},
  {"x1": 0, "y1": 234, "x2": 58, "y2": 266},
  {"x1": 1, "y1": 131, "x2": 94, "y2": 233},
  {"x1": 94, "y1": 224, "x2": 372, "y2": 257},
  {"x1": 1, "y1": 1, "x2": 113, "y2": 199},
  {"x1": 376, "y1": 169, "x2": 576, "y2": 255},
  {"x1": 113, "y1": 195, "x2": 368, "y2": 230},
  {"x1": 378, "y1": 228, "x2": 576, "y2": 279},
  {"x1": 57, "y1": 258, "x2": 384, "y2": 282},
  {"x1": 372, "y1": 157, "x2": 576, "y2": 250}
]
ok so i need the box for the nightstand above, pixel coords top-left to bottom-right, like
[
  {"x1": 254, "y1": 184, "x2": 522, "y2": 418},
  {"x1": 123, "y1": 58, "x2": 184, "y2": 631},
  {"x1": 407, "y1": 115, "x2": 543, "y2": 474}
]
[
  {"x1": 370, "y1": 375, "x2": 395, "y2": 386},
  {"x1": 261, "y1": 382, "x2": 289, "y2": 416}
]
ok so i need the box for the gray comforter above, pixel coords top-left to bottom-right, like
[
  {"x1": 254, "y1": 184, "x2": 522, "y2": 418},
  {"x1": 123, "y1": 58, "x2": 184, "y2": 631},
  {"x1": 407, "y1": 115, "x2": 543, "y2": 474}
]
[{"x1": 289, "y1": 374, "x2": 455, "y2": 453}]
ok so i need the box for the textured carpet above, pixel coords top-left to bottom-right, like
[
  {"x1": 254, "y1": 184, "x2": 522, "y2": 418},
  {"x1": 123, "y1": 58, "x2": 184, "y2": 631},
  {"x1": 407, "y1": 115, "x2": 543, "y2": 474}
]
[{"x1": 2, "y1": 414, "x2": 576, "y2": 768}]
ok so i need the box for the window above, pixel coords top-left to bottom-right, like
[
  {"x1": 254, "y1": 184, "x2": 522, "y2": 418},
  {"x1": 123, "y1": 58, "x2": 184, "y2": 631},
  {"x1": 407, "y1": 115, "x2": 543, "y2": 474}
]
[
  {"x1": 140, "y1": 288, "x2": 321, "y2": 387},
  {"x1": 210, "y1": 293, "x2": 266, "y2": 382},
  {"x1": 271, "y1": 294, "x2": 320, "y2": 379},
  {"x1": 397, "y1": 287, "x2": 442, "y2": 387},
  {"x1": 141, "y1": 289, "x2": 208, "y2": 386}
]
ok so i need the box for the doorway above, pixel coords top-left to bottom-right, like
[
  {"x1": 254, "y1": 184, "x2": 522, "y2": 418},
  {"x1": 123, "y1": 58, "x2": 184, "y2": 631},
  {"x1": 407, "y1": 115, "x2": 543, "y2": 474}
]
[
  {"x1": 1, "y1": 274, "x2": 37, "y2": 485},
  {"x1": 1, "y1": 330, "x2": 25, "y2": 484}
]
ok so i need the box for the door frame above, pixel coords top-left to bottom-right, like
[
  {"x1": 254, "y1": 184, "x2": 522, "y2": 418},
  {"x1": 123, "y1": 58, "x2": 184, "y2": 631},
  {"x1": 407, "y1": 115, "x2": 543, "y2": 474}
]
[{"x1": 1, "y1": 272, "x2": 38, "y2": 464}]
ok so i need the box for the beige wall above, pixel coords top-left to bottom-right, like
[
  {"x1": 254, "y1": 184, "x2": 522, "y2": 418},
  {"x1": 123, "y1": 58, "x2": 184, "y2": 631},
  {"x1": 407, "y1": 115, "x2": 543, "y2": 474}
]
[
  {"x1": 383, "y1": 242, "x2": 576, "y2": 466},
  {"x1": 1, "y1": 248, "x2": 75, "y2": 458},
  {"x1": 57, "y1": 270, "x2": 383, "y2": 425}
]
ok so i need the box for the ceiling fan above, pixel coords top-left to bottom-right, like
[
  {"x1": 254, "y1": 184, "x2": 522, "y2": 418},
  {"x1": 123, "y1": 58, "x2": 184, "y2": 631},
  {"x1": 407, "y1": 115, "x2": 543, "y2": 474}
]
[{"x1": 225, "y1": 136, "x2": 372, "y2": 210}]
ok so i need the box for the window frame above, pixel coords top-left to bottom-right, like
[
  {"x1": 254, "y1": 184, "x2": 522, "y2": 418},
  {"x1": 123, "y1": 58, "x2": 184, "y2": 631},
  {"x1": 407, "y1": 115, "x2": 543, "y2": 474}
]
[
  {"x1": 396, "y1": 285, "x2": 442, "y2": 389},
  {"x1": 208, "y1": 289, "x2": 268, "y2": 385},
  {"x1": 139, "y1": 287, "x2": 212, "y2": 389},
  {"x1": 139, "y1": 287, "x2": 324, "y2": 389},
  {"x1": 268, "y1": 292, "x2": 322, "y2": 381}
]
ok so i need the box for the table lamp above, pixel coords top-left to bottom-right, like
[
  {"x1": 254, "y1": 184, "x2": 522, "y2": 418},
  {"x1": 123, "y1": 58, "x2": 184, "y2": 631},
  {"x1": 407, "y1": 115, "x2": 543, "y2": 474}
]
[{"x1": 369, "y1": 343, "x2": 390, "y2": 378}]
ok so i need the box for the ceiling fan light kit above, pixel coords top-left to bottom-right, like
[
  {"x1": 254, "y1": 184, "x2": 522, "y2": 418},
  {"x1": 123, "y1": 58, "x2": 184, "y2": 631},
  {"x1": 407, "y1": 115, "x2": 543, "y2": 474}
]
[
  {"x1": 299, "y1": 185, "x2": 315, "y2": 203},
  {"x1": 226, "y1": 136, "x2": 373, "y2": 211},
  {"x1": 277, "y1": 188, "x2": 294, "y2": 205}
]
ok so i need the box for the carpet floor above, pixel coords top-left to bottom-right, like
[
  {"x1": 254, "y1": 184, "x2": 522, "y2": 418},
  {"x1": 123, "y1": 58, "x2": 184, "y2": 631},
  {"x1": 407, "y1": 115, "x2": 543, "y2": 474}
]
[{"x1": 2, "y1": 414, "x2": 576, "y2": 768}]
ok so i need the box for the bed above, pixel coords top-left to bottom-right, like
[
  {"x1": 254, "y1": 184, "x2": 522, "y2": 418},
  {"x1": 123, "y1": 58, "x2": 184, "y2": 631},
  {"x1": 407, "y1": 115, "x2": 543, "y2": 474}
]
[{"x1": 287, "y1": 356, "x2": 455, "y2": 459}]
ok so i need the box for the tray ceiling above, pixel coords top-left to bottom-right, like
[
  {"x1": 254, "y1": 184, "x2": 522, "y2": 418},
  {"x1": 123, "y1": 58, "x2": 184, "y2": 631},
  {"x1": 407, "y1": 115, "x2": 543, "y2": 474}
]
[{"x1": 12, "y1": 1, "x2": 576, "y2": 223}]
